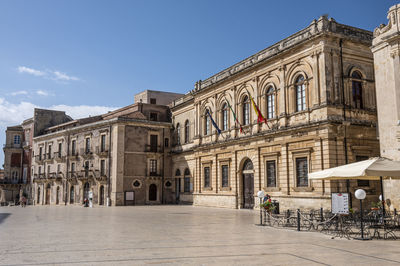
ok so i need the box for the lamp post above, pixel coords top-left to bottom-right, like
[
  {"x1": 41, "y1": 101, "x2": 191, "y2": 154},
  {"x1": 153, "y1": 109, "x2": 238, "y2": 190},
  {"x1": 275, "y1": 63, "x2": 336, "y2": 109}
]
[
  {"x1": 257, "y1": 190, "x2": 265, "y2": 226},
  {"x1": 354, "y1": 189, "x2": 371, "y2": 240}
]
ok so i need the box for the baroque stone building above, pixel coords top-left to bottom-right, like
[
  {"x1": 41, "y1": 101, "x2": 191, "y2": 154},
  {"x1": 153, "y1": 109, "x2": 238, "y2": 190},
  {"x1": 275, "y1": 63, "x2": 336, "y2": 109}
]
[
  {"x1": 31, "y1": 91, "x2": 182, "y2": 206},
  {"x1": 372, "y1": 4, "x2": 400, "y2": 211},
  {"x1": 170, "y1": 15, "x2": 380, "y2": 210}
]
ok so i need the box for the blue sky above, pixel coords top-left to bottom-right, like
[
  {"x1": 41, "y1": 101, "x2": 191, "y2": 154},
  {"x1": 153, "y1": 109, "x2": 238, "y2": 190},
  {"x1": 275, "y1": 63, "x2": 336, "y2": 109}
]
[{"x1": 0, "y1": 0, "x2": 397, "y2": 165}]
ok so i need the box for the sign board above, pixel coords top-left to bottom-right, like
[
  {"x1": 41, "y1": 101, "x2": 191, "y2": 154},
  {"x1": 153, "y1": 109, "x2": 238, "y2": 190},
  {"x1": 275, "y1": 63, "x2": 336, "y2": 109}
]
[
  {"x1": 126, "y1": 191, "x2": 134, "y2": 201},
  {"x1": 88, "y1": 191, "x2": 93, "y2": 199},
  {"x1": 331, "y1": 193, "x2": 349, "y2": 214}
]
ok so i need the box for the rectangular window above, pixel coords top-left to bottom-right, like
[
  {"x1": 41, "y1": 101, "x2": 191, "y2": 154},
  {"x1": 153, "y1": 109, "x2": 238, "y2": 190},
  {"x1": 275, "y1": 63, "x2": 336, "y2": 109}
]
[
  {"x1": 164, "y1": 138, "x2": 169, "y2": 147},
  {"x1": 38, "y1": 166, "x2": 41, "y2": 175},
  {"x1": 71, "y1": 140, "x2": 76, "y2": 155},
  {"x1": 84, "y1": 161, "x2": 89, "y2": 177},
  {"x1": 58, "y1": 142, "x2": 62, "y2": 157},
  {"x1": 39, "y1": 147, "x2": 43, "y2": 160},
  {"x1": 71, "y1": 163, "x2": 75, "y2": 173},
  {"x1": 48, "y1": 145, "x2": 52, "y2": 158},
  {"x1": 85, "y1": 138, "x2": 91, "y2": 153},
  {"x1": 356, "y1": 156, "x2": 370, "y2": 187},
  {"x1": 150, "y1": 98, "x2": 156, "y2": 104},
  {"x1": 57, "y1": 164, "x2": 61, "y2": 173},
  {"x1": 204, "y1": 167, "x2": 210, "y2": 188},
  {"x1": 296, "y1": 157, "x2": 308, "y2": 187},
  {"x1": 150, "y1": 135, "x2": 158, "y2": 152},
  {"x1": 100, "y1": 160, "x2": 105, "y2": 176},
  {"x1": 266, "y1": 160, "x2": 276, "y2": 187},
  {"x1": 221, "y1": 165, "x2": 229, "y2": 187},
  {"x1": 150, "y1": 113, "x2": 158, "y2": 121},
  {"x1": 150, "y1": 160, "x2": 157, "y2": 175},
  {"x1": 184, "y1": 177, "x2": 190, "y2": 192},
  {"x1": 14, "y1": 135, "x2": 21, "y2": 145},
  {"x1": 101, "y1": 135, "x2": 106, "y2": 152},
  {"x1": 47, "y1": 165, "x2": 51, "y2": 174}
]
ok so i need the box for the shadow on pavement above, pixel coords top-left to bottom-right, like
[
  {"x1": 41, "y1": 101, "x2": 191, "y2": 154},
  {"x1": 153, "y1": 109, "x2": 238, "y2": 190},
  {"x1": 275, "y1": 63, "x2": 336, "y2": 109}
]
[{"x1": 0, "y1": 213, "x2": 11, "y2": 224}]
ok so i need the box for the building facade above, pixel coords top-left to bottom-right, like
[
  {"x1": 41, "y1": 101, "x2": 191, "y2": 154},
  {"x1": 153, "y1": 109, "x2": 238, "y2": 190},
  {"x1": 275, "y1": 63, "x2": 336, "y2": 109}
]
[
  {"x1": 371, "y1": 4, "x2": 400, "y2": 211},
  {"x1": 31, "y1": 92, "x2": 182, "y2": 206},
  {"x1": 170, "y1": 15, "x2": 380, "y2": 210}
]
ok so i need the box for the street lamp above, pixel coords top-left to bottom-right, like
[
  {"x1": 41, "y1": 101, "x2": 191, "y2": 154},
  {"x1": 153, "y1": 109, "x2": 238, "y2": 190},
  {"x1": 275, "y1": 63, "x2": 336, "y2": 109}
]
[
  {"x1": 354, "y1": 189, "x2": 371, "y2": 240},
  {"x1": 257, "y1": 190, "x2": 265, "y2": 226}
]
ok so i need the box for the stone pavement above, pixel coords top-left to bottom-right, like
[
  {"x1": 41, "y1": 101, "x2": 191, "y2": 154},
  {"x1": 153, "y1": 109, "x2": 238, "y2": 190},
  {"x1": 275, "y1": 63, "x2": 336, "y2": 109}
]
[{"x1": 0, "y1": 205, "x2": 400, "y2": 265}]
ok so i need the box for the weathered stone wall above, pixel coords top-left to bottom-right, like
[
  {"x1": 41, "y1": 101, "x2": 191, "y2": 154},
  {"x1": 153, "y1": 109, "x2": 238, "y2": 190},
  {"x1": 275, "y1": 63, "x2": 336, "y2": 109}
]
[{"x1": 371, "y1": 4, "x2": 400, "y2": 211}]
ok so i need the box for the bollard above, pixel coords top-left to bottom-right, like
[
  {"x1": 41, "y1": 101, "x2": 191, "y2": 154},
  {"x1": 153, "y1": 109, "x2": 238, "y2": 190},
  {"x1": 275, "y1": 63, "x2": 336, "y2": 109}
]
[
  {"x1": 297, "y1": 209, "x2": 301, "y2": 231},
  {"x1": 320, "y1": 207, "x2": 324, "y2": 222},
  {"x1": 286, "y1": 209, "x2": 290, "y2": 225},
  {"x1": 395, "y1": 208, "x2": 397, "y2": 216},
  {"x1": 259, "y1": 198, "x2": 263, "y2": 226},
  {"x1": 264, "y1": 209, "x2": 267, "y2": 225}
]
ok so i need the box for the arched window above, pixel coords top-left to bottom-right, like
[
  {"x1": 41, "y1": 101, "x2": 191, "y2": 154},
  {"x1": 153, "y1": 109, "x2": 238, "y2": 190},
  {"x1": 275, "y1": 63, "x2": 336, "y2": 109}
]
[
  {"x1": 242, "y1": 96, "x2": 250, "y2": 125},
  {"x1": 184, "y1": 168, "x2": 190, "y2": 192},
  {"x1": 351, "y1": 71, "x2": 363, "y2": 109},
  {"x1": 175, "y1": 169, "x2": 181, "y2": 176},
  {"x1": 184, "y1": 120, "x2": 189, "y2": 143},
  {"x1": 221, "y1": 103, "x2": 228, "y2": 131},
  {"x1": 295, "y1": 75, "x2": 306, "y2": 112},
  {"x1": 204, "y1": 110, "x2": 211, "y2": 135},
  {"x1": 266, "y1": 86, "x2": 275, "y2": 119},
  {"x1": 176, "y1": 123, "x2": 181, "y2": 144}
]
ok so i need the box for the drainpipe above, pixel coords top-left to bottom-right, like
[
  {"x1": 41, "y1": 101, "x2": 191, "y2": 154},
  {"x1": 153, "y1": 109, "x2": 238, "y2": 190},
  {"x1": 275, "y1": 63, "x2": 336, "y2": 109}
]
[
  {"x1": 65, "y1": 133, "x2": 70, "y2": 205},
  {"x1": 340, "y1": 39, "x2": 351, "y2": 208},
  {"x1": 161, "y1": 127, "x2": 165, "y2": 204},
  {"x1": 107, "y1": 124, "x2": 112, "y2": 206}
]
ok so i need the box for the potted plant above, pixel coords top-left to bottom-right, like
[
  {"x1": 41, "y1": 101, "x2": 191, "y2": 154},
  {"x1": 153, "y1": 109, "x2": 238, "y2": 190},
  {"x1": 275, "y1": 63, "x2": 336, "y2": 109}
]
[
  {"x1": 260, "y1": 198, "x2": 276, "y2": 213},
  {"x1": 371, "y1": 201, "x2": 382, "y2": 211}
]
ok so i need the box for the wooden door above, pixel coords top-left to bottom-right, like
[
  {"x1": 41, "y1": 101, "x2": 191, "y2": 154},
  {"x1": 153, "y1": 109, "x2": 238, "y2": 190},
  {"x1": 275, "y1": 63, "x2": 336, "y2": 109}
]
[{"x1": 243, "y1": 173, "x2": 254, "y2": 209}]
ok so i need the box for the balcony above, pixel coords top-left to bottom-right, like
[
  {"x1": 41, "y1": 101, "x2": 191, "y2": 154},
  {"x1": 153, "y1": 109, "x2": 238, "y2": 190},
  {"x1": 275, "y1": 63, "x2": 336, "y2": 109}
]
[
  {"x1": 3, "y1": 143, "x2": 22, "y2": 149},
  {"x1": 95, "y1": 146, "x2": 109, "y2": 157},
  {"x1": 68, "y1": 152, "x2": 80, "y2": 161},
  {"x1": 0, "y1": 178, "x2": 26, "y2": 185},
  {"x1": 44, "y1": 153, "x2": 53, "y2": 162},
  {"x1": 67, "y1": 171, "x2": 78, "y2": 179},
  {"x1": 145, "y1": 145, "x2": 162, "y2": 153},
  {"x1": 79, "y1": 148, "x2": 93, "y2": 159},
  {"x1": 23, "y1": 141, "x2": 30, "y2": 148},
  {"x1": 34, "y1": 155, "x2": 45, "y2": 164},
  {"x1": 54, "y1": 152, "x2": 66, "y2": 162}
]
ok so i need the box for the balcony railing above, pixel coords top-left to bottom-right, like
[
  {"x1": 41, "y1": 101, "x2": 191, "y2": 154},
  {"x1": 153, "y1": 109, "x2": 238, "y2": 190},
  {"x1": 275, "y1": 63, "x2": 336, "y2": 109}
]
[
  {"x1": 145, "y1": 145, "x2": 162, "y2": 153},
  {"x1": 54, "y1": 152, "x2": 66, "y2": 162},
  {"x1": 44, "y1": 153, "x2": 53, "y2": 162},
  {"x1": 95, "y1": 146, "x2": 109, "y2": 157},
  {"x1": 0, "y1": 178, "x2": 26, "y2": 184},
  {"x1": 34, "y1": 155, "x2": 45, "y2": 163},
  {"x1": 79, "y1": 148, "x2": 93, "y2": 158}
]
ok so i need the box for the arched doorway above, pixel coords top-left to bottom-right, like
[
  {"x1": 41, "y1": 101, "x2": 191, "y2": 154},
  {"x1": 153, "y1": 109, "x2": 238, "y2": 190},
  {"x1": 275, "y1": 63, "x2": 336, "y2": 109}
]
[
  {"x1": 37, "y1": 187, "x2": 40, "y2": 204},
  {"x1": 242, "y1": 159, "x2": 254, "y2": 209},
  {"x1": 99, "y1": 185, "x2": 104, "y2": 205},
  {"x1": 56, "y1": 186, "x2": 60, "y2": 204},
  {"x1": 45, "y1": 184, "x2": 51, "y2": 205},
  {"x1": 83, "y1": 182, "x2": 90, "y2": 203},
  {"x1": 70, "y1": 186, "x2": 75, "y2": 204},
  {"x1": 149, "y1": 184, "x2": 157, "y2": 201}
]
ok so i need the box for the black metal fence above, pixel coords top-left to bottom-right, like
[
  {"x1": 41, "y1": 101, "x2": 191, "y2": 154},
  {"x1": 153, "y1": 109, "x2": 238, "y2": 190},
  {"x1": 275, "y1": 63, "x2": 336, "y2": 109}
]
[{"x1": 259, "y1": 208, "x2": 400, "y2": 240}]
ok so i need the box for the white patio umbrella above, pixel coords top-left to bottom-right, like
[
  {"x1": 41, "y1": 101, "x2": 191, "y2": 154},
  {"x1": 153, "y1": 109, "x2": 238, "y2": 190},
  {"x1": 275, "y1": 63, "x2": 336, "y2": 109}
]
[
  {"x1": 309, "y1": 157, "x2": 400, "y2": 180},
  {"x1": 309, "y1": 157, "x2": 400, "y2": 215}
]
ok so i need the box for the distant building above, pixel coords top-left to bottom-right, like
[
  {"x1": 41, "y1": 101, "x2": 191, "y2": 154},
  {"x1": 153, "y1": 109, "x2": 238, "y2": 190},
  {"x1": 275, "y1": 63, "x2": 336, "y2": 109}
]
[
  {"x1": 371, "y1": 4, "x2": 400, "y2": 211},
  {"x1": 134, "y1": 90, "x2": 184, "y2": 105},
  {"x1": 0, "y1": 109, "x2": 71, "y2": 204},
  {"x1": 31, "y1": 101, "x2": 175, "y2": 206}
]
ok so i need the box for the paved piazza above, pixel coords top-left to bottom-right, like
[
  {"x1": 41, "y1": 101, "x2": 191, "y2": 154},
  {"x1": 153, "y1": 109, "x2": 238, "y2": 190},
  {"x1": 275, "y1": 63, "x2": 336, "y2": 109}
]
[{"x1": 1, "y1": 206, "x2": 400, "y2": 265}]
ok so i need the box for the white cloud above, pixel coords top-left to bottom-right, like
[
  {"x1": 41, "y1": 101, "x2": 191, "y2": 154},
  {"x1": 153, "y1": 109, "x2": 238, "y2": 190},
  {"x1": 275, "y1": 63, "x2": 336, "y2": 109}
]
[
  {"x1": 17, "y1": 66, "x2": 46, "y2": 77},
  {"x1": 36, "y1": 90, "x2": 49, "y2": 96},
  {"x1": 9, "y1": 90, "x2": 28, "y2": 96},
  {"x1": 17, "y1": 66, "x2": 80, "y2": 82},
  {"x1": 53, "y1": 71, "x2": 79, "y2": 81}
]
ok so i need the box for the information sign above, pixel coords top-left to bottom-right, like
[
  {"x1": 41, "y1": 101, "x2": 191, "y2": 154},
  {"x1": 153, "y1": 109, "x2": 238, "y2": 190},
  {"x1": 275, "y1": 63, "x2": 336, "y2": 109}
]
[{"x1": 331, "y1": 193, "x2": 349, "y2": 214}]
